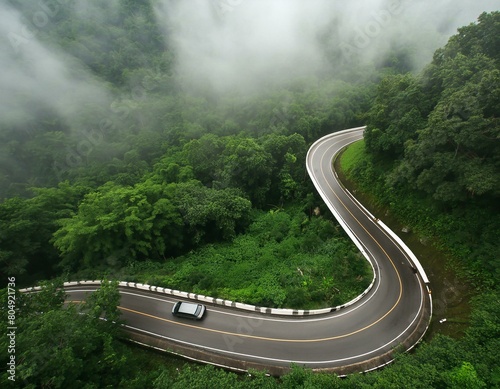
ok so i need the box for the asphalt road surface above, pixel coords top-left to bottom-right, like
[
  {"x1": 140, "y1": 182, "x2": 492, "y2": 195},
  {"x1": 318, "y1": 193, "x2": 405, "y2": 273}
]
[{"x1": 65, "y1": 127, "x2": 432, "y2": 373}]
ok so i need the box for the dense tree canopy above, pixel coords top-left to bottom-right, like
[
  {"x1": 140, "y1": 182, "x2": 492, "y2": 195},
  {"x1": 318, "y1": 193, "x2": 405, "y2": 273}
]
[
  {"x1": 52, "y1": 179, "x2": 252, "y2": 272},
  {"x1": 366, "y1": 12, "x2": 500, "y2": 203}
]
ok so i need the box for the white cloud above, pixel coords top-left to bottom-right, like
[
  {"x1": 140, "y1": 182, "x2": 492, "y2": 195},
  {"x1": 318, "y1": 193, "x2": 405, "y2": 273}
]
[
  {"x1": 0, "y1": 3, "x2": 110, "y2": 124},
  {"x1": 154, "y1": 0, "x2": 499, "y2": 93}
]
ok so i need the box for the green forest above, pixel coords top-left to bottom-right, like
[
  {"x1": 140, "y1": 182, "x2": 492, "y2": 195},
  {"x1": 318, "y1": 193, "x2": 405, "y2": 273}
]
[{"x1": 0, "y1": 1, "x2": 499, "y2": 387}]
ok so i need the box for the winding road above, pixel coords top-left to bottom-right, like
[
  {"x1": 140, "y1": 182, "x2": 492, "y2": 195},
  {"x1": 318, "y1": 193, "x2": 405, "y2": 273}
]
[{"x1": 64, "y1": 127, "x2": 432, "y2": 375}]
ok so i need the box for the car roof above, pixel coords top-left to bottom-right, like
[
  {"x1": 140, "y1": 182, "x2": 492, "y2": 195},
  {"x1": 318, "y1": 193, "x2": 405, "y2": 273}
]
[{"x1": 177, "y1": 302, "x2": 199, "y2": 315}]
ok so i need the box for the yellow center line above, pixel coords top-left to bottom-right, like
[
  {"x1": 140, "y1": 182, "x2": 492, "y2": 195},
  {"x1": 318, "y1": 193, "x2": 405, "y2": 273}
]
[{"x1": 119, "y1": 305, "x2": 375, "y2": 343}]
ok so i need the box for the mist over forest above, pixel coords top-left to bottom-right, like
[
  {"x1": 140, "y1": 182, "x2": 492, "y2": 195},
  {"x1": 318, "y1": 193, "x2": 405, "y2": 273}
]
[
  {"x1": 3, "y1": 0, "x2": 498, "y2": 98},
  {"x1": 158, "y1": 0, "x2": 498, "y2": 92},
  {"x1": 0, "y1": 0, "x2": 497, "y2": 196}
]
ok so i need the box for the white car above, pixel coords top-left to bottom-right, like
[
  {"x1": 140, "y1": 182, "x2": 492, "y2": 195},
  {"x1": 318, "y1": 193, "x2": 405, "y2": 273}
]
[{"x1": 172, "y1": 301, "x2": 206, "y2": 320}]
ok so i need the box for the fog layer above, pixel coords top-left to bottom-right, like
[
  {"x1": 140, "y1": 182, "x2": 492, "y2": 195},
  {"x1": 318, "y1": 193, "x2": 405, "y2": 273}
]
[
  {"x1": 155, "y1": 0, "x2": 499, "y2": 93},
  {"x1": 0, "y1": 3, "x2": 110, "y2": 126}
]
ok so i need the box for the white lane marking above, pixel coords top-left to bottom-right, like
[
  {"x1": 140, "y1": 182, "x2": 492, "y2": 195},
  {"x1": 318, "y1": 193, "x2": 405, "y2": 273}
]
[
  {"x1": 309, "y1": 130, "x2": 426, "y2": 341},
  {"x1": 313, "y1": 132, "x2": 425, "y2": 304}
]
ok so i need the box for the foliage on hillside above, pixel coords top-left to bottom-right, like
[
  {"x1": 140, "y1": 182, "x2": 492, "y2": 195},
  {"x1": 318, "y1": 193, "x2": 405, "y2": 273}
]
[{"x1": 365, "y1": 12, "x2": 500, "y2": 202}]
